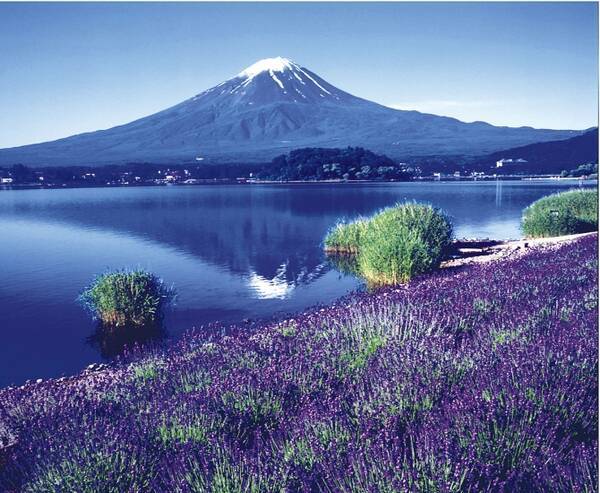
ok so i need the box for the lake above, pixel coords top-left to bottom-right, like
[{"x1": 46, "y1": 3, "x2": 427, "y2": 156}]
[{"x1": 0, "y1": 180, "x2": 593, "y2": 387}]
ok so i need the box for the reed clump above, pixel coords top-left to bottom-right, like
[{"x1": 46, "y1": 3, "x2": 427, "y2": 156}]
[
  {"x1": 79, "y1": 270, "x2": 174, "y2": 327},
  {"x1": 323, "y1": 218, "x2": 368, "y2": 254},
  {"x1": 325, "y1": 203, "x2": 453, "y2": 285},
  {"x1": 522, "y1": 189, "x2": 597, "y2": 238}
]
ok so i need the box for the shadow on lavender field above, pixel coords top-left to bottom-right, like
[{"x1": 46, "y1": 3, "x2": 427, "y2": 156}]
[
  {"x1": 86, "y1": 322, "x2": 167, "y2": 360},
  {"x1": 0, "y1": 235, "x2": 597, "y2": 492}
]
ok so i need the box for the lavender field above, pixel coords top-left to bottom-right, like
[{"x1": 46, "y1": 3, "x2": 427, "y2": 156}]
[{"x1": 1, "y1": 234, "x2": 597, "y2": 492}]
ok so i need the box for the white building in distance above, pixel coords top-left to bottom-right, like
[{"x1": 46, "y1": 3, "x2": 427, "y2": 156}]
[{"x1": 496, "y1": 158, "x2": 528, "y2": 168}]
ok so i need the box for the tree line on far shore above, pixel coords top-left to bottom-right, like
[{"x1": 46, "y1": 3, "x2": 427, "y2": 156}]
[
  {"x1": 2, "y1": 136, "x2": 597, "y2": 186},
  {"x1": 256, "y1": 147, "x2": 412, "y2": 181}
]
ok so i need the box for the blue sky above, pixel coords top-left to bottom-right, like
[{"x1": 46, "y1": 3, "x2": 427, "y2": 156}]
[{"x1": 0, "y1": 2, "x2": 597, "y2": 148}]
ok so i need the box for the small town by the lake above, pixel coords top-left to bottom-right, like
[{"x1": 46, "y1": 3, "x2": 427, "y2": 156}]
[{"x1": 0, "y1": 2, "x2": 598, "y2": 492}]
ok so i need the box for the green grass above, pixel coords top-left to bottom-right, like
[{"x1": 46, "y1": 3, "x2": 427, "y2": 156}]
[
  {"x1": 339, "y1": 334, "x2": 386, "y2": 377},
  {"x1": 325, "y1": 203, "x2": 453, "y2": 285},
  {"x1": 521, "y1": 189, "x2": 598, "y2": 238},
  {"x1": 324, "y1": 218, "x2": 368, "y2": 254},
  {"x1": 25, "y1": 450, "x2": 151, "y2": 493},
  {"x1": 157, "y1": 419, "x2": 208, "y2": 446},
  {"x1": 79, "y1": 269, "x2": 174, "y2": 327},
  {"x1": 132, "y1": 361, "x2": 160, "y2": 383}
]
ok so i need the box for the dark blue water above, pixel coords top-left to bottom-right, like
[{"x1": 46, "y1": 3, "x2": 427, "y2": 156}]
[{"x1": 0, "y1": 180, "x2": 593, "y2": 386}]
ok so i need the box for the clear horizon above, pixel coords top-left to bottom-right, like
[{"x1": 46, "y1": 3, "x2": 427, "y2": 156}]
[{"x1": 0, "y1": 2, "x2": 597, "y2": 148}]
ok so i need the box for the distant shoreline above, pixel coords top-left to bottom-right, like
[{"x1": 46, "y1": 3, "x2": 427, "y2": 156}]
[{"x1": 0, "y1": 175, "x2": 594, "y2": 192}]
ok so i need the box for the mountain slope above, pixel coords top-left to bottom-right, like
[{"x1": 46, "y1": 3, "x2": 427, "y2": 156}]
[
  {"x1": 0, "y1": 57, "x2": 587, "y2": 166},
  {"x1": 485, "y1": 128, "x2": 598, "y2": 174}
]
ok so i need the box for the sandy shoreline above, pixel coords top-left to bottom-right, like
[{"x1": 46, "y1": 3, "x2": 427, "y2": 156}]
[{"x1": 442, "y1": 231, "x2": 597, "y2": 268}]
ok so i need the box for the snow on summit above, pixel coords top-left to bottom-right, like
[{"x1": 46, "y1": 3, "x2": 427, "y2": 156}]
[
  {"x1": 237, "y1": 57, "x2": 295, "y2": 79},
  {"x1": 231, "y1": 56, "x2": 338, "y2": 100},
  {"x1": 236, "y1": 57, "x2": 298, "y2": 93}
]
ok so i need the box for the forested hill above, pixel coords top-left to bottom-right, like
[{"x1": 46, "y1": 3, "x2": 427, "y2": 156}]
[
  {"x1": 486, "y1": 128, "x2": 598, "y2": 175},
  {"x1": 257, "y1": 147, "x2": 411, "y2": 181}
]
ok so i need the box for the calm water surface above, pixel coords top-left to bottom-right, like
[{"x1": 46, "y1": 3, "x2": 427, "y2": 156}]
[{"x1": 0, "y1": 180, "x2": 593, "y2": 386}]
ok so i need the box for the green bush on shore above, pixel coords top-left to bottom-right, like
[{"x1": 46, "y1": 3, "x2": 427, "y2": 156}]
[
  {"x1": 79, "y1": 270, "x2": 174, "y2": 327},
  {"x1": 522, "y1": 189, "x2": 598, "y2": 238},
  {"x1": 325, "y1": 203, "x2": 453, "y2": 285}
]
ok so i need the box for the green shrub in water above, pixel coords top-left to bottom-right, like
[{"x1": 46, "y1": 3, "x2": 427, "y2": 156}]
[
  {"x1": 325, "y1": 203, "x2": 453, "y2": 285},
  {"x1": 522, "y1": 189, "x2": 597, "y2": 238},
  {"x1": 79, "y1": 270, "x2": 174, "y2": 327},
  {"x1": 324, "y1": 218, "x2": 368, "y2": 254},
  {"x1": 357, "y1": 203, "x2": 452, "y2": 285}
]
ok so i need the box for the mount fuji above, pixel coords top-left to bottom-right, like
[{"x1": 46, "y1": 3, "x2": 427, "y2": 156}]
[{"x1": 0, "y1": 57, "x2": 585, "y2": 166}]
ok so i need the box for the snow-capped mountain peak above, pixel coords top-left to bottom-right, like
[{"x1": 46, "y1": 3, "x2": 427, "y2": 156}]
[
  {"x1": 223, "y1": 56, "x2": 345, "y2": 104},
  {"x1": 237, "y1": 57, "x2": 295, "y2": 79},
  {"x1": 0, "y1": 57, "x2": 582, "y2": 167}
]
